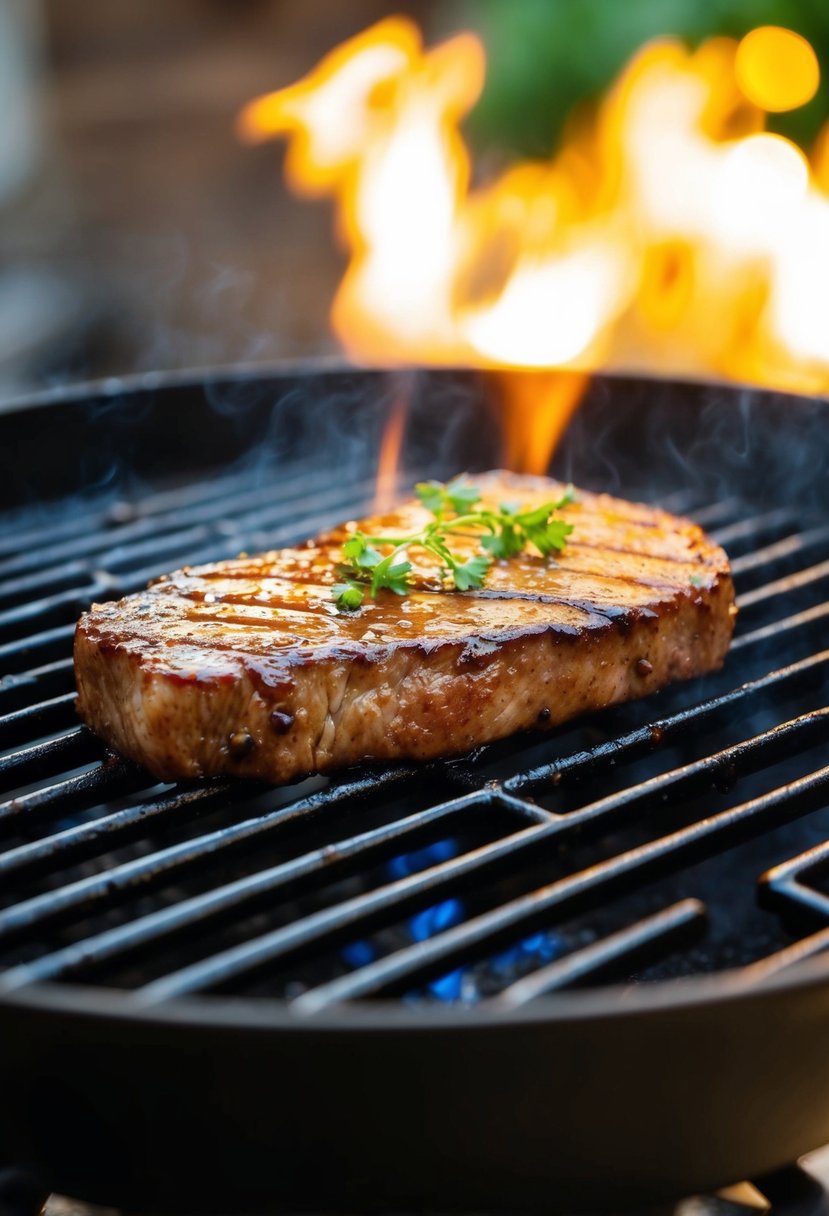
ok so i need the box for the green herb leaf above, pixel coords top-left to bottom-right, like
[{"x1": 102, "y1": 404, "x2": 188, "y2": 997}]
[
  {"x1": 514, "y1": 503, "x2": 556, "y2": 529},
  {"x1": 332, "y1": 477, "x2": 574, "y2": 611},
  {"x1": 342, "y1": 533, "x2": 382, "y2": 570},
  {"x1": 523, "y1": 518, "x2": 574, "y2": 558},
  {"x1": 415, "y1": 481, "x2": 446, "y2": 514},
  {"x1": 370, "y1": 555, "x2": 413, "y2": 597},
  {"x1": 450, "y1": 553, "x2": 492, "y2": 590},
  {"x1": 415, "y1": 475, "x2": 481, "y2": 517},
  {"x1": 481, "y1": 523, "x2": 522, "y2": 559},
  {"x1": 444, "y1": 475, "x2": 482, "y2": 513},
  {"x1": 333, "y1": 582, "x2": 365, "y2": 611}
]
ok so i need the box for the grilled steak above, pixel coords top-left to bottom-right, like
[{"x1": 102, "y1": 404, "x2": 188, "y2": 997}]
[{"x1": 74, "y1": 472, "x2": 735, "y2": 783}]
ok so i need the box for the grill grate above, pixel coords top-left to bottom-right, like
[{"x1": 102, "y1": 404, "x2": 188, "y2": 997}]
[{"x1": 2, "y1": 458, "x2": 829, "y2": 1010}]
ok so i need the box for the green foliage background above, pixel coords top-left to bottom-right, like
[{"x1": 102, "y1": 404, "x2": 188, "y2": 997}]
[{"x1": 458, "y1": 0, "x2": 829, "y2": 157}]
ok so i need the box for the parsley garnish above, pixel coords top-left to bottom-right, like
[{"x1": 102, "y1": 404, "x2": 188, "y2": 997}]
[{"x1": 333, "y1": 476, "x2": 575, "y2": 611}]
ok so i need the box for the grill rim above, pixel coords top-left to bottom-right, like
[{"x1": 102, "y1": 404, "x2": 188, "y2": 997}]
[
  {"x1": 0, "y1": 354, "x2": 357, "y2": 416},
  {"x1": 4, "y1": 943, "x2": 829, "y2": 1029},
  {"x1": 2, "y1": 353, "x2": 827, "y2": 417}
]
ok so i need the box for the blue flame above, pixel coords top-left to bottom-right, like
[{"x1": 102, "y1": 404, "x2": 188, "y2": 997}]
[
  {"x1": 340, "y1": 838, "x2": 564, "y2": 1002},
  {"x1": 429, "y1": 969, "x2": 464, "y2": 1001},
  {"x1": 392, "y1": 842, "x2": 466, "y2": 999},
  {"x1": 411, "y1": 898, "x2": 466, "y2": 1001},
  {"x1": 341, "y1": 938, "x2": 377, "y2": 968},
  {"x1": 410, "y1": 897, "x2": 464, "y2": 942},
  {"x1": 426, "y1": 930, "x2": 565, "y2": 1004},
  {"x1": 386, "y1": 837, "x2": 457, "y2": 879},
  {"x1": 491, "y1": 930, "x2": 563, "y2": 975},
  {"x1": 340, "y1": 838, "x2": 460, "y2": 972}
]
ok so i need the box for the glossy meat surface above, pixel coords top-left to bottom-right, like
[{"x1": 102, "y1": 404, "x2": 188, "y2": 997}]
[{"x1": 74, "y1": 473, "x2": 736, "y2": 782}]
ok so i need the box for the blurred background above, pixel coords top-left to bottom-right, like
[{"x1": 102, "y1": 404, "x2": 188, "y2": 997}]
[{"x1": 2, "y1": 0, "x2": 828, "y2": 404}]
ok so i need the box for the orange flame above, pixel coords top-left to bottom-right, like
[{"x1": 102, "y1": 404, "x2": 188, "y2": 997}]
[
  {"x1": 373, "y1": 388, "x2": 409, "y2": 510},
  {"x1": 240, "y1": 19, "x2": 829, "y2": 468}
]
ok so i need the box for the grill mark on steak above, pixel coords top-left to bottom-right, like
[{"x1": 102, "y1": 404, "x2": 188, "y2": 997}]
[{"x1": 74, "y1": 472, "x2": 736, "y2": 783}]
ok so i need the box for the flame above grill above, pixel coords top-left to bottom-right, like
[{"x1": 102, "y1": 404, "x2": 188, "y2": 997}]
[{"x1": 239, "y1": 17, "x2": 829, "y2": 399}]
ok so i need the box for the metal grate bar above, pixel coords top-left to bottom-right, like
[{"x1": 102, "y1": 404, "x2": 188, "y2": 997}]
[
  {"x1": 709, "y1": 508, "x2": 799, "y2": 548},
  {"x1": 0, "y1": 528, "x2": 247, "y2": 603},
  {"x1": 730, "y1": 523, "x2": 829, "y2": 577},
  {"x1": 113, "y1": 464, "x2": 312, "y2": 519},
  {"x1": 506, "y1": 650, "x2": 829, "y2": 794},
  {"x1": 0, "y1": 486, "x2": 397, "y2": 647},
  {"x1": 0, "y1": 463, "x2": 311, "y2": 568},
  {"x1": 0, "y1": 793, "x2": 551, "y2": 988},
  {"x1": 540, "y1": 710, "x2": 829, "y2": 831},
  {"x1": 760, "y1": 840, "x2": 829, "y2": 923},
  {"x1": 0, "y1": 583, "x2": 116, "y2": 636},
  {"x1": 3, "y1": 532, "x2": 821, "y2": 797},
  {"x1": 680, "y1": 497, "x2": 744, "y2": 526},
  {"x1": 0, "y1": 799, "x2": 532, "y2": 994},
  {"x1": 72, "y1": 529, "x2": 221, "y2": 578},
  {"x1": 482, "y1": 899, "x2": 706, "y2": 1007},
  {"x1": 0, "y1": 728, "x2": 100, "y2": 789},
  {"x1": 19, "y1": 489, "x2": 371, "y2": 595},
  {"x1": 0, "y1": 769, "x2": 422, "y2": 952},
  {"x1": 1, "y1": 686, "x2": 823, "y2": 988},
  {"x1": 737, "y1": 928, "x2": 829, "y2": 983},
  {"x1": 0, "y1": 501, "x2": 114, "y2": 559},
  {"x1": 0, "y1": 470, "x2": 381, "y2": 584},
  {"x1": 0, "y1": 759, "x2": 146, "y2": 830},
  {"x1": 0, "y1": 456, "x2": 325, "y2": 562},
  {"x1": 500, "y1": 918, "x2": 829, "y2": 1006},
  {"x1": 0, "y1": 782, "x2": 229, "y2": 882},
  {"x1": 115, "y1": 459, "x2": 318, "y2": 515},
  {"x1": 737, "y1": 559, "x2": 829, "y2": 612},
  {"x1": 2, "y1": 468, "x2": 829, "y2": 1012},
  {"x1": 0, "y1": 659, "x2": 75, "y2": 716},
  {"x1": 127, "y1": 712, "x2": 829, "y2": 1002},
  {"x1": 0, "y1": 539, "x2": 252, "y2": 661},
  {"x1": 0, "y1": 560, "x2": 96, "y2": 611},
  {"x1": 0, "y1": 523, "x2": 212, "y2": 583},
  {"x1": 0, "y1": 504, "x2": 817, "y2": 691},
  {"x1": 288, "y1": 762, "x2": 829, "y2": 1009},
  {"x1": 0, "y1": 693, "x2": 76, "y2": 751},
  {"x1": 0, "y1": 625, "x2": 76, "y2": 676},
  {"x1": 731, "y1": 602, "x2": 829, "y2": 653}
]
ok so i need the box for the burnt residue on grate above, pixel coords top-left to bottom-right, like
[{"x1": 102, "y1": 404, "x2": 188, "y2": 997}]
[{"x1": 2, "y1": 457, "x2": 829, "y2": 1011}]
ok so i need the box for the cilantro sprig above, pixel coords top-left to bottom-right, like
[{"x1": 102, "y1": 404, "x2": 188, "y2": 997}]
[{"x1": 332, "y1": 476, "x2": 574, "y2": 612}]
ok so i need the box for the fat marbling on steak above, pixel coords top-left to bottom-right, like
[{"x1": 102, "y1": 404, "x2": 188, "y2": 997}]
[{"x1": 74, "y1": 472, "x2": 736, "y2": 783}]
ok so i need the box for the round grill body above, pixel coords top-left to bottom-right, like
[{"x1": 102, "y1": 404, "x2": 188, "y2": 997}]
[{"x1": 1, "y1": 366, "x2": 829, "y2": 1212}]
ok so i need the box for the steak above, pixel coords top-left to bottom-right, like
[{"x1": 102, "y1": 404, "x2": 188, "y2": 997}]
[{"x1": 74, "y1": 472, "x2": 736, "y2": 783}]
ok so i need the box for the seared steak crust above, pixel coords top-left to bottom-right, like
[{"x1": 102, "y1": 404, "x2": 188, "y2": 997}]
[{"x1": 74, "y1": 473, "x2": 736, "y2": 783}]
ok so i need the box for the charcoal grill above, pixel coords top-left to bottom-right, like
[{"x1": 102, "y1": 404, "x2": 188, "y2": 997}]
[{"x1": 2, "y1": 364, "x2": 829, "y2": 1214}]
